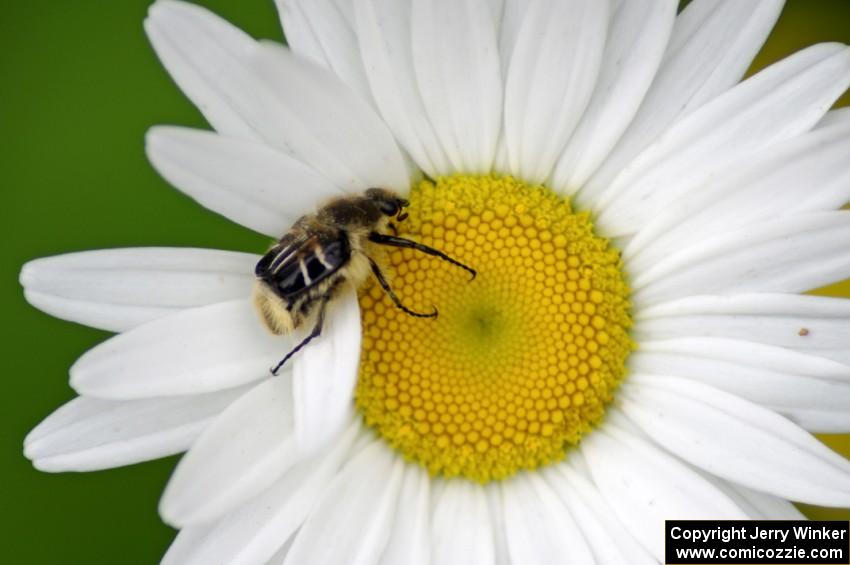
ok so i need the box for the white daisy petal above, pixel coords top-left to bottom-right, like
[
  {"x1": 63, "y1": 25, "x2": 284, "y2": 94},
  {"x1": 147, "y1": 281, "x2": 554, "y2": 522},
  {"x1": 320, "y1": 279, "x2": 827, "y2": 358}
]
[
  {"x1": 696, "y1": 471, "x2": 806, "y2": 520},
  {"x1": 788, "y1": 410, "x2": 850, "y2": 434},
  {"x1": 160, "y1": 376, "x2": 304, "y2": 527},
  {"x1": 638, "y1": 294, "x2": 850, "y2": 369},
  {"x1": 293, "y1": 288, "x2": 361, "y2": 455},
  {"x1": 275, "y1": 0, "x2": 374, "y2": 102},
  {"x1": 284, "y1": 441, "x2": 403, "y2": 565},
  {"x1": 551, "y1": 0, "x2": 677, "y2": 192},
  {"x1": 492, "y1": 137, "x2": 510, "y2": 176},
  {"x1": 706, "y1": 484, "x2": 765, "y2": 520},
  {"x1": 71, "y1": 300, "x2": 285, "y2": 399},
  {"x1": 634, "y1": 337, "x2": 850, "y2": 382},
  {"x1": 596, "y1": 44, "x2": 850, "y2": 236},
  {"x1": 545, "y1": 464, "x2": 657, "y2": 565},
  {"x1": 496, "y1": 0, "x2": 524, "y2": 77},
  {"x1": 485, "y1": 485, "x2": 510, "y2": 565},
  {"x1": 144, "y1": 0, "x2": 260, "y2": 140},
  {"x1": 490, "y1": 0, "x2": 517, "y2": 174},
  {"x1": 503, "y1": 0, "x2": 608, "y2": 184},
  {"x1": 432, "y1": 481, "x2": 495, "y2": 565},
  {"x1": 354, "y1": 0, "x2": 452, "y2": 177},
  {"x1": 566, "y1": 447, "x2": 594, "y2": 478},
  {"x1": 264, "y1": 538, "x2": 296, "y2": 565},
  {"x1": 25, "y1": 387, "x2": 247, "y2": 472},
  {"x1": 411, "y1": 0, "x2": 501, "y2": 174},
  {"x1": 501, "y1": 473, "x2": 594, "y2": 565},
  {"x1": 638, "y1": 293, "x2": 850, "y2": 347},
  {"x1": 164, "y1": 422, "x2": 359, "y2": 565},
  {"x1": 20, "y1": 248, "x2": 255, "y2": 333},
  {"x1": 580, "y1": 0, "x2": 784, "y2": 204},
  {"x1": 626, "y1": 118, "x2": 850, "y2": 268},
  {"x1": 726, "y1": 482, "x2": 806, "y2": 520},
  {"x1": 582, "y1": 419, "x2": 746, "y2": 559},
  {"x1": 630, "y1": 337, "x2": 850, "y2": 432},
  {"x1": 146, "y1": 127, "x2": 343, "y2": 238},
  {"x1": 378, "y1": 464, "x2": 431, "y2": 565},
  {"x1": 146, "y1": 0, "x2": 408, "y2": 192},
  {"x1": 22, "y1": 292, "x2": 168, "y2": 336},
  {"x1": 173, "y1": 520, "x2": 294, "y2": 565},
  {"x1": 162, "y1": 524, "x2": 216, "y2": 565},
  {"x1": 252, "y1": 41, "x2": 410, "y2": 191},
  {"x1": 633, "y1": 212, "x2": 850, "y2": 304},
  {"x1": 817, "y1": 106, "x2": 850, "y2": 129},
  {"x1": 622, "y1": 375, "x2": 850, "y2": 507}
]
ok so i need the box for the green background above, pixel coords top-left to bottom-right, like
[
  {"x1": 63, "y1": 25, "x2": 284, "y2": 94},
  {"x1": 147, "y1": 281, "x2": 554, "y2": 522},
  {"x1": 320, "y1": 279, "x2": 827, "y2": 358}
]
[{"x1": 2, "y1": 1, "x2": 849, "y2": 562}]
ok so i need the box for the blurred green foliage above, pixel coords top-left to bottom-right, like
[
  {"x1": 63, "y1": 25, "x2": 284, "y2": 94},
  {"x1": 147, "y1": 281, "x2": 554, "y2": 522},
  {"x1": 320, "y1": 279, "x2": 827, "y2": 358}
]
[{"x1": 1, "y1": 1, "x2": 849, "y2": 563}]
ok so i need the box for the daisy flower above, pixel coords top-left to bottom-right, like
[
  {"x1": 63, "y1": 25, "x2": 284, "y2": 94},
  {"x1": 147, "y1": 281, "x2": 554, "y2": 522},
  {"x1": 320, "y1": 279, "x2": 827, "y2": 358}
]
[{"x1": 20, "y1": 0, "x2": 850, "y2": 563}]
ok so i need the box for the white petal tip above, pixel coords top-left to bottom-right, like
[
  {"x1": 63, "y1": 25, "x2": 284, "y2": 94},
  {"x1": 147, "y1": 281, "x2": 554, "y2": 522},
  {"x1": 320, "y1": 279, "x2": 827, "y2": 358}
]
[
  {"x1": 30, "y1": 459, "x2": 59, "y2": 473},
  {"x1": 22, "y1": 441, "x2": 38, "y2": 462},
  {"x1": 23, "y1": 423, "x2": 52, "y2": 460},
  {"x1": 29, "y1": 457, "x2": 95, "y2": 474},
  {"x1": 158, "y1": 498, "x2": 184, "y2": 529},
  {"x1": 158, "y1": 483, "x2": 204, "y2": 528},
  {"x1": 68, "y1": 361, "x2": 108, "y2": 399},
  {"x1": 145, "y1": 124, "x2": 185, "y2": 145},
  {"x1": 27, "y1": 452, "x2": 85, "y2": 473},
  {"x1": 18, "y1": 262, "x2": 37, "y2": 287},
  {"x1": 19, "y1": 258, "x2": 60, "y2": 291},
  {"x1": 21, "y1": 289, "x2": 46, "y2": 313},
  {"x1": 143, "y1": 127, "x2": 172, "y2": 165},
  {"x1": 158, "y1": 475, "x2": 233, "y2": 529},
  {"x1": 148, "y1": 0, "x2": 190, "y2": 17},
  {"x1": 68, "y1": 366, "x2": 87, "y2": 395},
  {"x1": 144, "y1": 125, "x2": 163, "y2": 145}
]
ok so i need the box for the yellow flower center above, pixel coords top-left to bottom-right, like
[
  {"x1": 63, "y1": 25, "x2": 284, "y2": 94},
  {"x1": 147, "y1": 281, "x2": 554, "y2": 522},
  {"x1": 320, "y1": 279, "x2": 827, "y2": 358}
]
[{"x1": 356, "y1": 175, "x2": 633, "y2": 482}]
